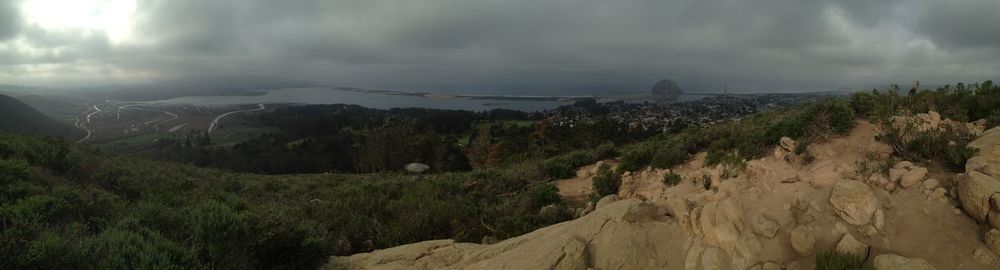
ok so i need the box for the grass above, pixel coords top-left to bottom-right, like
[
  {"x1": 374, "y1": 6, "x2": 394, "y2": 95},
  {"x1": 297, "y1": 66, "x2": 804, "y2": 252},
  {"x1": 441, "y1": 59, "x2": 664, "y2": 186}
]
[{"x1": 815, "y1": 250, "x2": 872, "y2": 270}]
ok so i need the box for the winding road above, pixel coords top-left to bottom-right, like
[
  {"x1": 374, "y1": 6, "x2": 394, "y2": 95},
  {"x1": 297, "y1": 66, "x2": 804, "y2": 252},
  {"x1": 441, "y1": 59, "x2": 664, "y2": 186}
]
[
  {"x1": 74, "y1": 105, "x2": 103, "y2": 143},
  {"x1": 208, "y1": 103, "x2": 266, "y2": 133}
]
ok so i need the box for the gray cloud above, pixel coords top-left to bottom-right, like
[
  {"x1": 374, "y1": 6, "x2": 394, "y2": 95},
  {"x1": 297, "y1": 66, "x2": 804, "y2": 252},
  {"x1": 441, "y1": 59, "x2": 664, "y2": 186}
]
[
  {"x1": 0, "y1": 0, "x2": 21, "y2": 40},
  {"x1": 918, "y1": 0, "x2": 1000, "y2": 49},
  {"x1": 0, "y1": 0, "x2": 999, "y2": 93}
]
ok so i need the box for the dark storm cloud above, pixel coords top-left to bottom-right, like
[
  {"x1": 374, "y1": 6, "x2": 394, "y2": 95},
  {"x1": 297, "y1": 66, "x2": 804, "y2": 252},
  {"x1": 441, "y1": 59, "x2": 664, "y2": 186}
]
[
  {"x1": 1, "y1": 0, "x2": 999, "y2": 92},
  {"x1": 917, "y1": 0, "x2": 1000, "y2": 49}
]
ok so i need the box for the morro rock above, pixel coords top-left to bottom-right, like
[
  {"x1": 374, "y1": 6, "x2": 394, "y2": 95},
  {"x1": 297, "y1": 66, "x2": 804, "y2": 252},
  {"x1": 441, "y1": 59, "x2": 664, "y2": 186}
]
[{"x1": 651, "y1": 79, "x2": 683, "y2": 100}]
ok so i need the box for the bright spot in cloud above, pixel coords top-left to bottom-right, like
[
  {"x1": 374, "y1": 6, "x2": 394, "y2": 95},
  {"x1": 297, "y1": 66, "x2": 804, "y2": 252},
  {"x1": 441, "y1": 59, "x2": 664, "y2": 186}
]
[{"x1": 20, "y1": 0, "x2": 136, "y2": 43}]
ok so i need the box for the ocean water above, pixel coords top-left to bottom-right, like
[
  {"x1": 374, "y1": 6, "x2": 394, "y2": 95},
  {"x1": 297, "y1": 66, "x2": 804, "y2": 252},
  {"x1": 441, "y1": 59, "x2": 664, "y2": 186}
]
[
  {"x1": 153, "y1": 87, "x2": 706, "y2": 111},
  {"x1": 154, "y1": 87, "x2": 570, "y2": 111}
]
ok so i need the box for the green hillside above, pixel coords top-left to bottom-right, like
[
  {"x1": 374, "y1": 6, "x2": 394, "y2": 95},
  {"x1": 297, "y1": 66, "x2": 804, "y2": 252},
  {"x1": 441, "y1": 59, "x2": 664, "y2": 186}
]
[
  {"x1": 0, "y1": 131, "x2": 564, "y2": 269},
  {"x1": 0, "y1": 93, "x2": 83, "y2": 138}
]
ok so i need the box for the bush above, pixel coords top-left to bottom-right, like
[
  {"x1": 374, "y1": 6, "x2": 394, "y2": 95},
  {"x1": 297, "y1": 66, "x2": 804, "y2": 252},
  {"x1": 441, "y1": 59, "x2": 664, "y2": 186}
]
[
  {"x1": 592, "y1": 164, "x2": 621, "y2": 197},
  {"x1": 988, "y1": 110, "x2": 1000, "y2": 129},
  {"x1": 877, "y1": 121, "x2": 978, "y2": 171},
  {"x1": 662, "y1": 172, "x2": 681, "y2": 187},
  {"x1": 542, "y1": 143, "x2": 615, "y2": 179},
  {"x1": 815, "y1": 250, "x2": 872, "y2": 270}
]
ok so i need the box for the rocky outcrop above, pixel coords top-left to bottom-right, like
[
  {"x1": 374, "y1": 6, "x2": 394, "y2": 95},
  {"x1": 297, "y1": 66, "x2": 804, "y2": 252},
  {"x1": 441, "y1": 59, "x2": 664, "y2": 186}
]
[
  {"x1": 830, "y1": 180, "x2": 878, "y2": 226},
  {"x1": 874, "y1": 254, "x2": 937, "y2": 270},
  {"x1": 958, "y1": 127, "x2": 1000, "y2": 256},
  {"x1": 323, "y1": 199, "x2": 690, "y2": 270},
  {"x1": 651, "y1": 79, "x2": 683, "y2": 99}
]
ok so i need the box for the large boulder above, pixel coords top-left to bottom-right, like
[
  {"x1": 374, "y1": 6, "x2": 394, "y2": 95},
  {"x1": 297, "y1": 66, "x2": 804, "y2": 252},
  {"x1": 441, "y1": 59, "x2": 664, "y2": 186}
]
[
  {"x1": 830, "y1": 180, "x2": 878, "y2": 226},
  {"x1": 651, "y1": 79, "x2": 683, "y2": 99},
  {"x1": 873, "y1": 254, "x2": 936, "y2": 270},
  {"x1": 957, "y1": 171, "x2": 1000, "y2": 222},
  {"x1": 967, "y1": 127, "x2": 1000, "y2": 177}
]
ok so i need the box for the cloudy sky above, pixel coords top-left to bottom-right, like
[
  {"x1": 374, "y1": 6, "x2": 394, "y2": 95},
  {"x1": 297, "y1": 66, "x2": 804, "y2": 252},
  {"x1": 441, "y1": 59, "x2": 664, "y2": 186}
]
[{"x1": 0, "y1": 0, "x2": 998, "y2": 94}]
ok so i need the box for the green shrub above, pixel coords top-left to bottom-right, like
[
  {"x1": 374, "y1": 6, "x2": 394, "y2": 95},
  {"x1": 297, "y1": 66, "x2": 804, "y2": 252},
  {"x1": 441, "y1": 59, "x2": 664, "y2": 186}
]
[
  {"x1": 877, "y1": 121, "x2": 978, "y2": 171},
  {"x1": 662, "y1": 172, "x2": 681, "y2": 187},
  {"x1": 542, "y1": 143, "x2": 615, "y2": 179},
  {"x1": 815, "y1": 250, "x2": 872, "y2": 270},
  {"x1": 93, "y1": 229, "x2": 195, "y2": 270},
  {"x1": 526, "y1": 183, "x2": 562, "y2": 210},
  {"x1": 592, "y1": 164, "x2": 621, "y2": 197},
  {"x1": 988, "y1": 110, "x2": 1000, "y2": 129},
  {"x1": 542, "y1": 158, "x2": 575, "y2": 179}
]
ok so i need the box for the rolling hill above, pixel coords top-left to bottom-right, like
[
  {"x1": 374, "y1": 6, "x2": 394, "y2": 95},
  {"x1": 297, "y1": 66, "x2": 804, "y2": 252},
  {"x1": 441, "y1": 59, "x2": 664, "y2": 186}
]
[{"x1": 0, "y1": 93, "x2": 83, "y2": 138}]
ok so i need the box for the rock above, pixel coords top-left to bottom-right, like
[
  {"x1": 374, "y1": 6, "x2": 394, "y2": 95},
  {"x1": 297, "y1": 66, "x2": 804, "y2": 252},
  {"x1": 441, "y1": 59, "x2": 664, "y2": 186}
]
[
  {"x1": 894, "y1": 161, "x2": 914, "y2": 170},
  {"x1": 873, "y1": 254, "x2": 936, "y2": 270},
  {"x1": 576, "y1": 202, "x2": 595, "y2": 218},
  {"x1": 991, "y1": 211, "x2": 1000, "y2": 230},
  {"x1": 790, "y1": 226, "x2": 815, "y2": 256},
  {"x1": 835, "y1": 233, "x2": 868, "y2": 257},
  {"x1": 932, "y1": 187, "x2": 947, "y2": 198},
  {"x1": 781, "y1": 176, "x2": 800, "y2": 183},
  {"x1": 651, "y1": 79, "x2": 683, "y2": 99},
  {"x1": 957, "y1": 171, "x2": 1000, "y2": 222},
  {"x1": 760, "y1": 262, "x2": 781, "y2": 270},
  {"x1": 780, "y1": 137, "x2": 797, "y2": 152},
  {"x1": 596, "y1": 195, "x2": 621, "y2": 209},
  {"x1": 699, "y1": 246, "x2": 724, "y2": 270},
  {"x1": 873, "y1": 209, "x2": 886, "y2": 232},
  {"x1": 900, "y1": 167, "x2": 928, "y2": 188},
  {"x1": 404, "y1": 163, "x2": 430, "y2": 173},
  {"x1": 872, "y1": 175, "x2": 889, "y2": 185},
  {"x1": 923, "y1": 179, "x2": 940, "y2": 190},
  {"x1": 967, "y1": 156, "x2": 1000, "y2": 179},
  {"x1": 752, "y1": 213, "x2": 780, "y2": 239},
  {"x1": 967, "y1": 127, "x2": 1000, "y2": 177},
  {"x1": 884, "y1": 183, "x2": 896, "y2": 192},
  {"x1": 830, "y1": 180, "x2": 878, "y2": 226},
  {"x1": 889, "y1": 168, "x2": 906, "y2": 183},
  {"x1": 987, "y1": 229, "x2": 1000, "y2": 255},
  {"x1": 974, "y1": 247, "x2": 998, "y2": 264},
  {"x1": 861, "y1": 225, "x2": 879, "y2": 237},
  {"x1": 991, "y1": 193, "x2": 1000, "y2": 210}
]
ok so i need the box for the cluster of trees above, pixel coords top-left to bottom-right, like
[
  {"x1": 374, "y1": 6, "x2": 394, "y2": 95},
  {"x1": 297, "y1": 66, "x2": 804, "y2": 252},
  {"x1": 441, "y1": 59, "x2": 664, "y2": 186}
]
[
  {"x1": 146, "y1": 102, "x2": 666, "y2": 175},
  {"x1": 0, "y1": 131, "x2": 567, "y2": 269},
  {"x1": 146, "y1": 105, "x2": 538, "y2": 174}
]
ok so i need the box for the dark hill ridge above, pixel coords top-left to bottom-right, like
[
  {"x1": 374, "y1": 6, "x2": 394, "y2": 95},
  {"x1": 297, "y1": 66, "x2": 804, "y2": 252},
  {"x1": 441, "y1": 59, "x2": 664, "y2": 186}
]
[{"x1": 0, "y1": 93, "x2": 83, "y2": 138}]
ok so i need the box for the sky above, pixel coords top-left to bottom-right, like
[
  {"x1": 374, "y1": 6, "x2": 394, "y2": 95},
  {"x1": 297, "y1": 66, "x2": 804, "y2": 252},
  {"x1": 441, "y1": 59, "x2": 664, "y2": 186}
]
[{"x1": 0, "y1": 0, "x2": 998, "y2": 94}]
